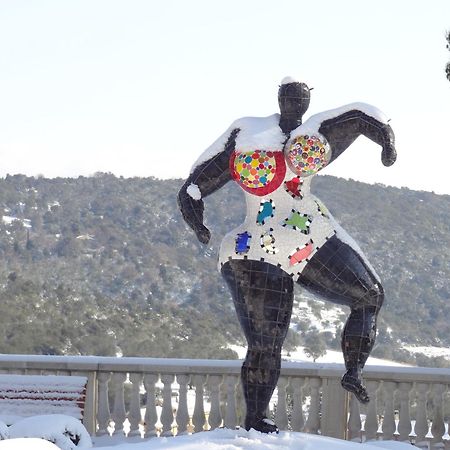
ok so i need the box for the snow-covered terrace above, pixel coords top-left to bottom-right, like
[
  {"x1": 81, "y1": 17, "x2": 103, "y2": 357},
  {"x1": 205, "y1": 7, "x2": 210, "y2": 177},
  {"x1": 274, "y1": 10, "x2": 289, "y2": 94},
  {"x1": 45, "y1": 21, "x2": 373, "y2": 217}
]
[{"x1": 1, "y1": 354, "x2": 450, "y2": 449}]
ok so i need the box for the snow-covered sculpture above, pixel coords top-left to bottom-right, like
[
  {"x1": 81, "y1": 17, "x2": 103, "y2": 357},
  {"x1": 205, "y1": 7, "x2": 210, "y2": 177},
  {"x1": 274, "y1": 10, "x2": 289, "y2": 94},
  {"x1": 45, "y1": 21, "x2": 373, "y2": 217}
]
[{"x1": 178, "y1": 77, "x2": 396, "y2": 433}]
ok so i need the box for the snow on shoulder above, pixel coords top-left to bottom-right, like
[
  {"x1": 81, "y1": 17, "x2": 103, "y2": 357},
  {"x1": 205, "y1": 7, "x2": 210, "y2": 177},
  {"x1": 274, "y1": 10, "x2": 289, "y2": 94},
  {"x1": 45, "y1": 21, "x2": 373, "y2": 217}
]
[
  {"x1": 191, "y1": 114, "x2": 283, "y2": 172},
  {"x1": 293, "y1": 102, "x2": 390, "y2": 137}
]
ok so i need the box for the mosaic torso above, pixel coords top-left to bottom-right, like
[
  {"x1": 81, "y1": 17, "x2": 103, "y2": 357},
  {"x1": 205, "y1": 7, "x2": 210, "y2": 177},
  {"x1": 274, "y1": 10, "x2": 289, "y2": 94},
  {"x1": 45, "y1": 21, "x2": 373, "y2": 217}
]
[{"x1": 218, "y1": 114, "x2": 337, "y2": 279}]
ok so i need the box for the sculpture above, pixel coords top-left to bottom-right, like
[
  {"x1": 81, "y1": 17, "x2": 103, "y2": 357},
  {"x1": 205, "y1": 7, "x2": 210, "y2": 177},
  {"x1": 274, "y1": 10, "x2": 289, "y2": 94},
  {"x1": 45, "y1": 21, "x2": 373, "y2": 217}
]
[{"x1": 178, "y1": 77, "x2": 397, "y2": 433}]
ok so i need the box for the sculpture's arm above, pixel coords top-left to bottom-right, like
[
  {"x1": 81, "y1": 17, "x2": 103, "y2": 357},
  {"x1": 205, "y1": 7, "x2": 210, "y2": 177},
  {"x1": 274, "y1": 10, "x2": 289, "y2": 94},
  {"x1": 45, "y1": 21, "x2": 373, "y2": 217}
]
[
  {"x1": 177, "y1": 128, "x2": 240, "y2": 244},
  {"x1": 318, "y1": 109, "x2": 396, "y2": 166}
]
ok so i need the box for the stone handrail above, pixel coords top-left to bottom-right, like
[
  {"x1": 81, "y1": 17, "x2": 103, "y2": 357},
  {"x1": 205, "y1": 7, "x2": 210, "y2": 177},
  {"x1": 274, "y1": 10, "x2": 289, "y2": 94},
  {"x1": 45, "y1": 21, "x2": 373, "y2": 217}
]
[{"x1": 0, "y1": 354, "x2": 449, "y2": 447}]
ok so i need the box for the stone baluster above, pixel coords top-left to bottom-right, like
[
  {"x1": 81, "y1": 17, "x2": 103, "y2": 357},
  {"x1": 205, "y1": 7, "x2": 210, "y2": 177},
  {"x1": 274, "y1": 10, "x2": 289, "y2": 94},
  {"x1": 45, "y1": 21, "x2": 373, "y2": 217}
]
[
  {"x1": 431, "y1": 383, "x2": 446, "y2": 445},
  {"x1": 290, "y1": 377, "x2": 305, "y2": 432},
  {"x1": 160, "y1": 374, "x2": 175, "y2": 436},
  {"x1": 207, "y1": 375, "x2": 224, "y2": 430},
  {"x1": 348, "y1": 395, "x2": 362, "y2": 442},
  {"x1": 111, "y1": 372, "x2": 127, "y2": 435},
  {"x1": 143, "y1": 373, "x2": 159, "y2": 437},
  {"x1": 365, "y1": 380, "x2": 380, "y2": 441},
  {"x1": 192, "y1": 374, "x2": 206, "y2": 433},
  {"x1": 175, "y1": 374, "x2": 190, "y2": 435},
  {"x1": 224, "y1": 375, "x2": 239, "y2": 429},
  {"x1": 304, "y1": 377, "x2": 321, "y2": 434},
  {"x1": 97, "y1": 372, "x2": 112, "y2": 436},
  {"x1": 397, "y1": 382, "x2": 412, "y2": 442},
  {"x1": 321, "y1": 377, "x2": 347, "y2": 439},
  {"x1": 414, "y1": 383, "x2": 430, "y2": 445},
  {"x1": 237, "y1": 383, "x2": 246, "y2": 428},
  {"x1": 275, "y1": 376, "x2": 289, "y2": 431},
  {"x1": 128, "y1": 373, "x2": 143, "y2": 437},
  {"x1": 382, "y1": 381, "x2": 397, "y2": 440}
]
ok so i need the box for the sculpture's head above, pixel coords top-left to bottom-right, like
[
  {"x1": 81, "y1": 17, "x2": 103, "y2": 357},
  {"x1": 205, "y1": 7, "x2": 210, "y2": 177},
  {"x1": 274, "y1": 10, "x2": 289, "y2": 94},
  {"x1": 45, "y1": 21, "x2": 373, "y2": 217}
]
[{"x1": 278, "y1": 77, "x2": 311, "y2": 120}]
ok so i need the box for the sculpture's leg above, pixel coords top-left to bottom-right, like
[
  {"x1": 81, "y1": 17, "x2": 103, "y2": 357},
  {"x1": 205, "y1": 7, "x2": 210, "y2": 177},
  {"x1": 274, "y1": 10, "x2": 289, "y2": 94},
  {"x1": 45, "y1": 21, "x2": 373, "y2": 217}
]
[
  {"x1": 297, "y1": 235, "x2": 384, "y2": 404},
  {"x1": 221, "y1": 259, "x2": 294, "y2": 433}
]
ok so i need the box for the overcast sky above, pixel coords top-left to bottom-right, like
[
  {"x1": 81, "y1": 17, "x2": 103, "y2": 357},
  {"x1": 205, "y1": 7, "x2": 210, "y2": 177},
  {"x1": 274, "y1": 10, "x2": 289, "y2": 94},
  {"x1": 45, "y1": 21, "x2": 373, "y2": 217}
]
[{"x1": 0, "y1": 0, "x2": 449, "y2": 194}]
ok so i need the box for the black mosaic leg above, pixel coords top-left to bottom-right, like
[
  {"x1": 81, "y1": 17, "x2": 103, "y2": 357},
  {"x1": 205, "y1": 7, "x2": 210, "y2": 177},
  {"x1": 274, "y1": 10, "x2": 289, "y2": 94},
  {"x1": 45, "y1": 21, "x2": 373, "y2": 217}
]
[
  {"x1": 221, "y1": 259, "x2": 294, "y2": 432},
  {"x1": 297, "y1": 235, "x2": 384, "y2": 403}
]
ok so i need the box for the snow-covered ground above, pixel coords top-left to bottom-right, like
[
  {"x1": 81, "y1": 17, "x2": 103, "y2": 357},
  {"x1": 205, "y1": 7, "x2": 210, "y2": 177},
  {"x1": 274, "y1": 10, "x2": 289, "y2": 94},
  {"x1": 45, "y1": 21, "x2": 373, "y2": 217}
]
[
  {"x1": 0, "y1": 426, "x2": 417, "y2": 450},
  {"x1": 229, "y1": 345, "x2": 410, "y2": 367},
  {"x1": 403, "y1": 345, "x2": 450, "y2": 360}
]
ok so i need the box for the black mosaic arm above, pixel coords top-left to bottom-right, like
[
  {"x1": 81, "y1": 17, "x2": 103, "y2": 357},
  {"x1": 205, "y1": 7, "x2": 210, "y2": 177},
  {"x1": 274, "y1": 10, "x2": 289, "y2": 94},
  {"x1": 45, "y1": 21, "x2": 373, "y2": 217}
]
[
  {"x1": 318, "y1": 110, "x2": 396, "y2": 166},
  {"x1": 177, "y1": 128, "x2": 240, "y2": 244}
]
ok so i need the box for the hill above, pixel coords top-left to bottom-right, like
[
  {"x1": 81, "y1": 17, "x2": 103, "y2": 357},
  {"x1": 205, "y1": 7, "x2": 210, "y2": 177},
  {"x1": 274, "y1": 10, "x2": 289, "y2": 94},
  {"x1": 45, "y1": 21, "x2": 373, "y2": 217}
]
[{"x1": 0, "y1": 173, "x2": 448, "y2": 366}]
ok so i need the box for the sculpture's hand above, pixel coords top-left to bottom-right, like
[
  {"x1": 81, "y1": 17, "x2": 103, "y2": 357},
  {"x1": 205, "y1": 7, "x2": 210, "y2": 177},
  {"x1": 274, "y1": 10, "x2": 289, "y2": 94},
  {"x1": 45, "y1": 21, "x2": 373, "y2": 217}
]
[
  {"x1": 381, "y1": 143, "x2": 397, "y2": 167},
  {"x1": 194, "y1": 224, "x2": 211, "y2": 244}
]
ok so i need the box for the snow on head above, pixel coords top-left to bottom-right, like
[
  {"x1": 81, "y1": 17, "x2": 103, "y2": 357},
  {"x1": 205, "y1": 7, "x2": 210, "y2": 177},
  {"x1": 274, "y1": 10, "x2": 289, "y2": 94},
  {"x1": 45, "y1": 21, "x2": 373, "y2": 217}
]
[{"x1": 280, "y1": 76, "x2": 299, "y2": 85}]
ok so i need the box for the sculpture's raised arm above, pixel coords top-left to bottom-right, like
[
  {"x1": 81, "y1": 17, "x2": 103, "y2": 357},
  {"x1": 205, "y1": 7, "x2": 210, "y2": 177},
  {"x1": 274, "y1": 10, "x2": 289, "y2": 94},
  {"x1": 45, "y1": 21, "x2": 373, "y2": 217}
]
[
  {"x1": 314, "y1": 103, "x2": 396, "y2": 166},
  {"x1": 177, "y1": 128, "x2": 240, "y2": 244}
]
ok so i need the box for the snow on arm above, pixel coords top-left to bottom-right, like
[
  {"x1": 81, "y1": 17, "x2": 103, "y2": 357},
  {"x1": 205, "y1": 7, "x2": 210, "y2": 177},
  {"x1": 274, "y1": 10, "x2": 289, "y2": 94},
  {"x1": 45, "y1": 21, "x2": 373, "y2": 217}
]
[
  {"x1": 186, "y1": 183, "x2": 202, "y2": 200},
  {"x1": 293, "y1": 102, "x2": 390, "y2": 137}
]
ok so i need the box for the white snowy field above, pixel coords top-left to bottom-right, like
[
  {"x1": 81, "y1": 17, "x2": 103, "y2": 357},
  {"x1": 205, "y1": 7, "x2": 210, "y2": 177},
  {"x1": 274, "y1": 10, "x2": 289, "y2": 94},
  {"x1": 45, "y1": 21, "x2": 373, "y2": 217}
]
[
  {"x1": 229, "y1": 345, "x2": 410, "y2": 367},
  {"x1": 0, "y1": 427, "x2": 417, "y2": 450}
]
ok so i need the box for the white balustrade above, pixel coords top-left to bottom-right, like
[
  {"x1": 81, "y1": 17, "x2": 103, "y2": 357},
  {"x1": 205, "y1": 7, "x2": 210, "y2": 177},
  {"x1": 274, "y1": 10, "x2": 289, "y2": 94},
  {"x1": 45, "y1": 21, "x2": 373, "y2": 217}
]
[
  {"x1": 348, "y1": 395, "x2": 362, "y2": 441},
  {"x1": 275, "y1": 376, "x2": 289, "y2": 430},
  {"x1": 2, "y1": 355, "x2": 450, "y2": 446},
  {"x1": 175, "y1": 374, "x2": 190, "y2": 434},
  {"x1": 365, "y1": 380, "x2": 379, "y2": 441},
  {"x1": 111, "y1": 372, "x2": 127, "y2": 435},
  {"x1": 128, "y1": 372, "x2": 143, "y2": 436}
]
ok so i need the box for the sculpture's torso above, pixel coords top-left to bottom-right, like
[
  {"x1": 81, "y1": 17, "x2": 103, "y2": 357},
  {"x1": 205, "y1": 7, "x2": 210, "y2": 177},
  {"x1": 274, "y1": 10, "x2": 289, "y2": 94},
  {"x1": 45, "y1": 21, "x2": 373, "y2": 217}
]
[{"x1": 218, "y1": 114, "x2": 336, "y2": 279}]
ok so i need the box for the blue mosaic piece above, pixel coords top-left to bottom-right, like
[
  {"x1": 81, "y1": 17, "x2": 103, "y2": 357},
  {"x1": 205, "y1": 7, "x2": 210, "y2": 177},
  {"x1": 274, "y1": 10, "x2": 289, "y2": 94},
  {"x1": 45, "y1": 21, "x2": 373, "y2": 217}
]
[
  {"x1": 235, "y1": 231, "x2": 252, "y2": 254},
  {"x1": 257, "y1": 199, "x2": 275, "y2": 225}
]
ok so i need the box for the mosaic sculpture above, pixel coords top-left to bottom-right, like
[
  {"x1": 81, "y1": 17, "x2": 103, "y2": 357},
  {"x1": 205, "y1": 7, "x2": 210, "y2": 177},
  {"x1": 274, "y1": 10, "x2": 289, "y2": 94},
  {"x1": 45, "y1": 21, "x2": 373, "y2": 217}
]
[{"x1": 178, "y1": 77, "x2": 397, "y2": 434}]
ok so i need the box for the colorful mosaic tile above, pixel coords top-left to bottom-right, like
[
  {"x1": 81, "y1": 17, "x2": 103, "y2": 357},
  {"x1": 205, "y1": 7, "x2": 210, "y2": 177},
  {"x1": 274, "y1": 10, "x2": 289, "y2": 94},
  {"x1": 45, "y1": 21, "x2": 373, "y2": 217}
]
[
  {"x1": 235, "y1": 231, "x2": 252, "y2": 254},
  {"x1": 257, "y1": 199, "x2": 275, "y2": 225},
  {"x1": 284, "y1": 177, "x2": 303, "y2": 199},
  {"x1": 230, "y1": 150, "x2": 286, "y2": 196},
  {"x1": 285, "y1": 134, "x2": 331, "y2": 177},
  {"x1": 260, "y1": 229, "x2": 278, "y2": 254},
  {"x1": 289, "y1": 241, "x2": 314, "y2": 266},
  {"x1": 282, "y1": 210, "x2": 312, "y2": 234}
]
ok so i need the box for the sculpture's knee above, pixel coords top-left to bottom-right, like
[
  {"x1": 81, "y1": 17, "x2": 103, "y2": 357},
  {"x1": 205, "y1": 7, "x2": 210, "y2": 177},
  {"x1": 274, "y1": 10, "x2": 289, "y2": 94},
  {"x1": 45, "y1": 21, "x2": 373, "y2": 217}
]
[
  {"x1": 244, "y1": 348, "x2": 282, "y2": 371},
  {"x1": 355, "y1": 282, "x2": 384, "y2": 310},
  {"x1": 367, "y1": 282, "x2": 384, "y2": 310}
]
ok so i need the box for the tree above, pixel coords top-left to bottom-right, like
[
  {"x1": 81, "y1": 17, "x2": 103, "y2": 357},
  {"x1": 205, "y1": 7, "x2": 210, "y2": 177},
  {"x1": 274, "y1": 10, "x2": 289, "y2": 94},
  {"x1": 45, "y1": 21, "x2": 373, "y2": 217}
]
[
  {"x1": 446, "y1": 31, "x2": 450, "y2": 81},
  {"x1": 303, "y1": 332, "x2": 327, "y2": 362}
]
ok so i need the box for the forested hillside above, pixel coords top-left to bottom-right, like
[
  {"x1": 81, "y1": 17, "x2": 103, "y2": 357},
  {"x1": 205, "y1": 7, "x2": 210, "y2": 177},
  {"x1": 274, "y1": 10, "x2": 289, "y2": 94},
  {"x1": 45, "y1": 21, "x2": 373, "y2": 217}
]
[{"x1": 0, "y1": 173, "x2": 448, "y2": 366}]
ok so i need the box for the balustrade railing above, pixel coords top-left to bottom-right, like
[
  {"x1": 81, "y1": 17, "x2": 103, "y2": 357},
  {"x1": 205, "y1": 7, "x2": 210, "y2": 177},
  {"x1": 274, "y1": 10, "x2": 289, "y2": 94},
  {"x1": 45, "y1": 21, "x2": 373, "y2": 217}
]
[{"x1": 1, "y1": 355, "x2": 450, "y2": 448}]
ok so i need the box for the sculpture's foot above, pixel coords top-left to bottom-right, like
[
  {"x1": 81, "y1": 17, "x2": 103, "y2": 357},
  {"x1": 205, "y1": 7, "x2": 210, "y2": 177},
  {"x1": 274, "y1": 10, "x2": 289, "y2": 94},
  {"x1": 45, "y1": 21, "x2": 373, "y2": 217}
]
[
  {"x1": 245, "y1": 417, "x2": 279, "y2": 434},
  {"x1": 341, "y1": 371, "x2": 370, "y2": 404}
]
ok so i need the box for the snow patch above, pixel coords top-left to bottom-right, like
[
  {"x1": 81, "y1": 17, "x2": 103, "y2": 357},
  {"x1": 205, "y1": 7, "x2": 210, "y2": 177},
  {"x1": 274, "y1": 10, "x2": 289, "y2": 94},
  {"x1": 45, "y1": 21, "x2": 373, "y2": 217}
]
[
  {"x1": 186, "y1": 183, "x2": 202, "y2": 200},
  {"x1": 2, "y1": 216, "x2": 32, "y2": 229},
  {"x1": 280, "y1": 76, "x2": 299, "y2": 85},
  {"x1": 8, "y1": 415, "x2": 92, "y2": 450},
  {"x1": 292, "y1": 102, "x2": 390, "y2": 137}
]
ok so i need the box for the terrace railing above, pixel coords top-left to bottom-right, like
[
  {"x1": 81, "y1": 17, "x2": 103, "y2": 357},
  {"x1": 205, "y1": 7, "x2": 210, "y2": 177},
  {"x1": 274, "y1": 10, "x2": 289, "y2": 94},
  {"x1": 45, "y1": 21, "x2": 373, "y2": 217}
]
[{"x1": 1, "y1": 355, "x2": 450, "y2": 448}]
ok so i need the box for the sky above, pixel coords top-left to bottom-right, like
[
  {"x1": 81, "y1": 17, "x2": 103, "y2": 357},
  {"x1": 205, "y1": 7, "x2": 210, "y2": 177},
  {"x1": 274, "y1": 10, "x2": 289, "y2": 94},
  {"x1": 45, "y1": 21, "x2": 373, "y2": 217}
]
[{"x1": 0, "y1": 0, "x2": 449, "y2": 194}]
